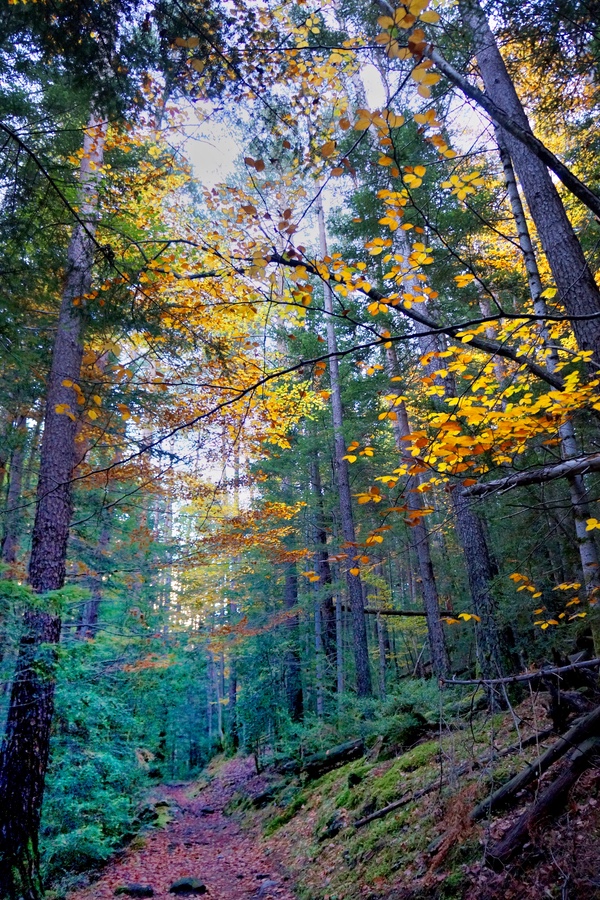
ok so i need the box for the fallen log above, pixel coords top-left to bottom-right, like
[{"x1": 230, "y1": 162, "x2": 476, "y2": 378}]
[
  {"x1": 472, "y1": 704, "x2": 600, "y2": 821},
  {"x1": 353, "y1": 729, "x2": 553, "y2": 829},
  {"x1": 486, "y1": 736, "x2": 600, "y2": 868},
  {"x1": 441, "y1": 657, "x2": 600, "y2": 687},
  {"x1": 277, "y1": 738, "x2": 365, "y2": 778}
]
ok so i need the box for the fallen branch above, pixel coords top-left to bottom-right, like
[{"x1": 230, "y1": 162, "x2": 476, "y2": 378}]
[
  {"x1": 472, "y1": 704, "x2": 600, "y2": 821},
  {"x1": 486, "y1": 736, "x2": 600, "y2": 867},
  {"x1": 353, "y1": 729, "x2": 552, "y2": 829},
  {"x1": 342, "y1": 605, "x2": 454, "y2": 618},
  {"x1": 461, "y1": 453, "x2": 600, "y2": 498},
  {"x1": 441, "y1": 657, "x2": 600, "y2": 687}
]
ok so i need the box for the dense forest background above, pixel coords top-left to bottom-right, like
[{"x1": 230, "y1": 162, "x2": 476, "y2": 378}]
[{"x1": 2, "y1": 0, "x2": 600, "y2": 897}]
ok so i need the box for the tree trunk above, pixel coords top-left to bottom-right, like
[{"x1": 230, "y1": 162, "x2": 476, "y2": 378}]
[
  {"x1": 497, "y1": 135, "x2": 600, "y2": 643},
  {"x1": 335, "y1": 594, "x2": 344, "y2": 697},
  {"x1": 1, "y1": 416, "x2": 27, "y2": 566},
  {"x1": 460, "y1": 0, "x2": 600, "y2": 367},
  {"x1": 227, "y1": 654, "x2": 238, "y2": 751},
  {"x1": 309, "y1": 448, "x2": 337, "y2": 669},
  {"x1": 0, "y1": 115, "x2": 106, "y2": 900},
  {"x1": 283, "y1": 562, "x2": 304, "y2": 722},
  {"x1": 386, "y1": 345, "x2": 450, "y2": 678},
  {"x1": 317, "y1": 196, "x2": 372, "y2": 698},
  {"x1": 76, "y1": 519, "x2": 110, "y2": 639},
  {"x1": 392, "y1": 218, "x2": 504, "y2": 692}
]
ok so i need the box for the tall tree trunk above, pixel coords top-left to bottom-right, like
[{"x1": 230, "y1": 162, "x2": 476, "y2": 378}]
[
  {"x1": 460, "y1": 0, "x2": 600, "y2": 367},
  {"x1": 227, "y1": 654, "x2": 238, "y2": 751},
  {"x1": 392, "y1": 223, "x2": 504, "y2": 689},
  {"x1": 0, "y1": 115, "x2": 106, "y2": 900},
  {"x1": 1, "y1": 416, "x2": 27, "y2": 566},
  {"x1": 497, "y1": 136, "x2": 600, "y2": 644},
  {"x1": 317, "y1": 197, "x2": 373, "y2": 698},
  {"x1": 335, "y1": 593, "x2": 344, "y2": 697},
  {"x1": 283, "y1": 562, "x2": 303, "y2": 722},
  {"x1": 76, "y1": 519, "x2": 110, "y2": 639},
  {"x1": 309, "y1": 447, "x2": 336, "y2": 669},
  {"x1": 386, "y1": 346, "x2": 450, "y2": 678}
]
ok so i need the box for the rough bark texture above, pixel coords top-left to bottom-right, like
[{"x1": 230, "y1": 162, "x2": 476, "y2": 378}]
[
  {"x1": 461, "y1": 0, "x2": 600, "y2": 367},
  {"x1": 309, "y1": 449, "x2": 337, "y2": 669},
  {"x1": 317, "y1": 197, "x2": 372, "y2": 697},
  {"x1": 495, "y1": 136, "x2": 600, "y2": 637},
  {"x1": 283, "y1": 562, "x2": 304, "y2": 723},
  {"x1": 451, "y1": 487, "x2": 504, "y2": 691},
  {"x1": 0, "y1": 116, "x2": 106, "y2": 900},
  {"x1": 386, "y1": 346, "x2": 449, "y2": 678}
]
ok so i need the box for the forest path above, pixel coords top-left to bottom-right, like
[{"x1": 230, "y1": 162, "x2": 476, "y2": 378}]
[{"x1": 67, "y1": 758, "x2": 296, "y2": 900}]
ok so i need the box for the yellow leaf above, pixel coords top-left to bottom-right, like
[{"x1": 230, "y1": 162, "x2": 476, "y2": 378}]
[
  {"x1": 343, "y1": 454, "x2": 357, "y2": 462},
  {"x1": 414, "y1": 165, "x2": 426, "y2": 177},
  {"x1": 92, "y1": 395, "x2": 102, "y2": 406},
  {"x1": 349, "y1": 567, "x2": 360, "y2": 576},
  {"x1": 87, "y1": 409, "x2": 98, "y2": 420},
  {"x1": 420, "y1": 9, "x2": 440, "y2": 22},
  {"x1": 540, "y1": 287, "x2": 557, "y2": 299}
]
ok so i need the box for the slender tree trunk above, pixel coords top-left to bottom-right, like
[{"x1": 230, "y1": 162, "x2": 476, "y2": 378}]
[
  {"x1": 76, "y1": 520, "x2": 110, "y2": 639},
  {"x1": 1, "y1": 417, "x2": 27, "y2": 566},
  {"x1": 376, "y1": 613, "x2": 386, "y2": 697},
  {"x1": 392, "y1": 225, "x2": 504, "y2": 690},
  {"x1": 314, "y1": 602, "x2": 325, "y2": 717},
  {"x1": 228, "y1": 654, "x2": 238, "y2": 751},
  {"x1": 283, "y1": 562, "x2": 304, "y2": 722},
  {"x1": 317, "y1": 197, "x2": 372, "y2": 697},
  {"x1": 460, "y1": 0, "x2": 600, "y2": 366},
  {"x1": 309, "y1": 447, "x2": 336, "y2": 668},
  {"x1": 386, "y1": 346, "x2": 450, "y2": 677},
  {"x1": 335, "y1": 594, "x2": 344, "y2": 697},
  {"x1": 0, "y1": 116, "x2": 106, "y2": 900}
]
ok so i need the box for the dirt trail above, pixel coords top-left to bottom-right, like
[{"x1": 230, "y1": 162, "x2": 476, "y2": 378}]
[{"x1": 67, "y1": 758, "x2": 296, "y2": 900}]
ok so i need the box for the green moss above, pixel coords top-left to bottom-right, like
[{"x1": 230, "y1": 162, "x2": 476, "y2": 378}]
[
  {"x1": 264, "y1": 792, "x2": 308, "y2": 834},
  {"x1": 395, "y1": 740, "x2": 439, "y2": 772}
]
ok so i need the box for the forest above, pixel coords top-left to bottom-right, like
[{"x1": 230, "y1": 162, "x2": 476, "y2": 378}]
[{"x1": 2, "y1": 0, "x2": 600, "y2": 898}]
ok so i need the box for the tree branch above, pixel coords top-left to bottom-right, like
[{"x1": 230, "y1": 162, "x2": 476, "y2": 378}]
[{"x1": 461, "y1": 452, "x2": 600, "y2": 498}]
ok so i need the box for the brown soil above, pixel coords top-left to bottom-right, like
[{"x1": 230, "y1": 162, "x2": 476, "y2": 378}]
[{"x1": 66, "y1": 759, "x2": 296, "y2": 900}]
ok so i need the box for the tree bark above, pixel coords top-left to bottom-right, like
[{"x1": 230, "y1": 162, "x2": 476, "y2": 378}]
[
  {"x1": 1, "y1": 416, "x2": 27, "y2": 566},
  {"x1": 386, "y1": 345, "x2": 450, "y2": 678},
  {"x1": 309, "y1": 447, "x2": 336, "y2": 669},
  {"x1": 391, "y1": 217, "x2": 504, "y2": 693},
  {"x1": 283, "y1": 562, "x2": 304, "y2": 722},
  {"x1": 317, "y1": 197, "x2": 372, "y2": 697},
  {"x1": 76, "y1": 519, "x2": 110, "y2": 639},
  {"x1": 460, "y1": 0, "x2": 600, "y2": 367},
  {"x1": 0, "y1": 115, "x2": 106, "y2": 900}
]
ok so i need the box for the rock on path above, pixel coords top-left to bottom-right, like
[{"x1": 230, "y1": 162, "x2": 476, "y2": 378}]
[{"x1": 67, "y1": 759, "x2": 296, "y2": 900}]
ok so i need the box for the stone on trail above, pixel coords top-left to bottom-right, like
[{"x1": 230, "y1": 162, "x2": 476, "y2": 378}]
[
  {"x1": 168, "y1": 878, "x2": 208, "y2": 895},
  {"x1": 114, "y1": 885, "x2": 154, "y2": 898},
  {"x1": 255, "y1": 881, "x2": 279, "y2": 899}
]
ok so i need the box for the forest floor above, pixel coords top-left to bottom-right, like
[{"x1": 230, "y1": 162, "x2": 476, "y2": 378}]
[
  {"x1": 64, "y1": 703, "x2": 600, "y2": 900},
  {"x1": 66, "y1": 757, "x2": 297, "y2": 900}
]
